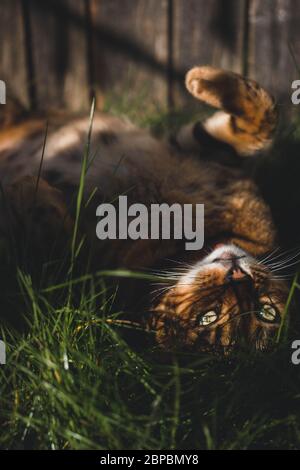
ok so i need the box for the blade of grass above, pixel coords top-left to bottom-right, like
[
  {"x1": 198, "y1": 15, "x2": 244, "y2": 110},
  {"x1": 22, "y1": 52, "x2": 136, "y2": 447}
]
[
  {"x1": 276, "y1": 272, "x2": 298, "y2": 342},
  {"x1": 68, "y1": 98, "x2": 95, "y2": 304}
]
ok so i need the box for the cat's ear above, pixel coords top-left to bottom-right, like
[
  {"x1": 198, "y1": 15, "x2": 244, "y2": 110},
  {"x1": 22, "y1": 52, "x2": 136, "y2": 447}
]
[{"x1": 185, "y1": 66, "x2": 278, "y2": 156}]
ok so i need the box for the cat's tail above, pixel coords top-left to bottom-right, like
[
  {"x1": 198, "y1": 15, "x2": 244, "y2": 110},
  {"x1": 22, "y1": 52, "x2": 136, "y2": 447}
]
[{"x1": 178, "y1": 66, "x2": 278, "y2": 156}]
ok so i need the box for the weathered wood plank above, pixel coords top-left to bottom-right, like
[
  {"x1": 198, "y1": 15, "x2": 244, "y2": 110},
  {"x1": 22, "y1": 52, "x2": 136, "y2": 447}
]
[
  {"x1": 61, "y1": 0, "x2": 90, "y2": 111},
  {"x1": 0, "y1": 0, "x2": 29, "y2": 107},
  {"x1": 172, "y1": 0, "x2": 247, "y2": 108},
  {"x1": 28, "y1": 0, "x2": 89, "y2": 111},
  {"x1": 248, "y1": 0, "x2": 300, "y2": 115},
  {"x1": 90, "y1": 0, "x2": 169, "y2": 112}
]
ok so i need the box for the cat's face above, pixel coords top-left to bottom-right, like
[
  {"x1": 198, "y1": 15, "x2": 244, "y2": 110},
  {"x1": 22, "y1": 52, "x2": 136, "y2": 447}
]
[{"x1": 153, "y1": 244, "x2": 289, "y2": 352}]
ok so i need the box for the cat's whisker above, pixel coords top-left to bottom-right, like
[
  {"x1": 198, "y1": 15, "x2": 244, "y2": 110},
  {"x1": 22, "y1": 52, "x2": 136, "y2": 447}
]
[
  {"x1": 269, "y1": 259, "x2": 300, "y2": 272},
  {"x1": 259, "y1": 246, "x2": 282, "y2": 264},
  {"x1": 264, "y1": 246, "x2": 299, "y2": 261},
  {"x1": 259, "y1": 249, "x2": 294, "y2": 267},
  {"x1": 271, "y1": 276, "x2": 293, "y2": 280},
  {"x1": 151, "y1": 267, "x2": 192, "y2": 275},
  {"x1": 165, "y1": 258, "x2": 197, "y2": 269},
  {"x1": 149, "y1": 272, "x2": 185, "y2": 280},
  {"x1": 151, "y1": 286, "x2": 174, "y2": 301},
  {"x1": 260, "y1": 246, "x2": 300, "y2": 270},
  {"x1": 267, "y1": 256, "x2": 300, "y2": 269},
  {"x1": 266, "y1": 261, "x2": 300, "y2": 274},
  {"x1": 265, "y1": 248, "x2": 300, "y2": 268}
]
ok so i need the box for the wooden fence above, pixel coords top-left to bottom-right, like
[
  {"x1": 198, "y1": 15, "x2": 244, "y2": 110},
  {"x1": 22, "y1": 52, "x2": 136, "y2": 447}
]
[{"x1": 0, "y1": 0, "x2": 300, "y2": 114}]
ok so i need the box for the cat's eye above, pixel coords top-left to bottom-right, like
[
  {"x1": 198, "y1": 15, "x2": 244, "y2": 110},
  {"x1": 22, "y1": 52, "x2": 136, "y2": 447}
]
[
  {"x1": 257, "y1": 304, "x2": 279, "y2": 323},
  {"x1": 198, "y1": 311, "x2": 218, "y2": 326}
]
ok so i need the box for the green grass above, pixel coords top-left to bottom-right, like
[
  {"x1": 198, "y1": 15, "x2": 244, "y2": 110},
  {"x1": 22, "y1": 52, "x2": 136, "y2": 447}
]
[
  {"x1": 1, "y1": 103, "x2": 300, "y2": 450},
  {"x1": 102, "y1": 80, "x2": 210, "y2": 138},
  {"x1": 1, "y1": 288, "x2": 300, "y2": 450}
]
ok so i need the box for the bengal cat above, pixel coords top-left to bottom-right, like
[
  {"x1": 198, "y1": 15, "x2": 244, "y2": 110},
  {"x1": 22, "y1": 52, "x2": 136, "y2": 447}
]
[{"x1": 0, "y1": 66, "x2": 290, "y2": 352}]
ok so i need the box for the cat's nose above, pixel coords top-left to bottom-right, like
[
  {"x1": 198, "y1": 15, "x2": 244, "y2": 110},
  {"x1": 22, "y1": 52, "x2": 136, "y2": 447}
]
[{"x1": 226, "y1": 266, "x2": 250, "y2": 282}]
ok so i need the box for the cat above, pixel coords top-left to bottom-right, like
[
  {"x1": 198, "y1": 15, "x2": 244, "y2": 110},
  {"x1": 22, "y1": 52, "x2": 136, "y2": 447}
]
[{"x1": 0, "y1": 66, "x2": 289, "y2": 352}]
